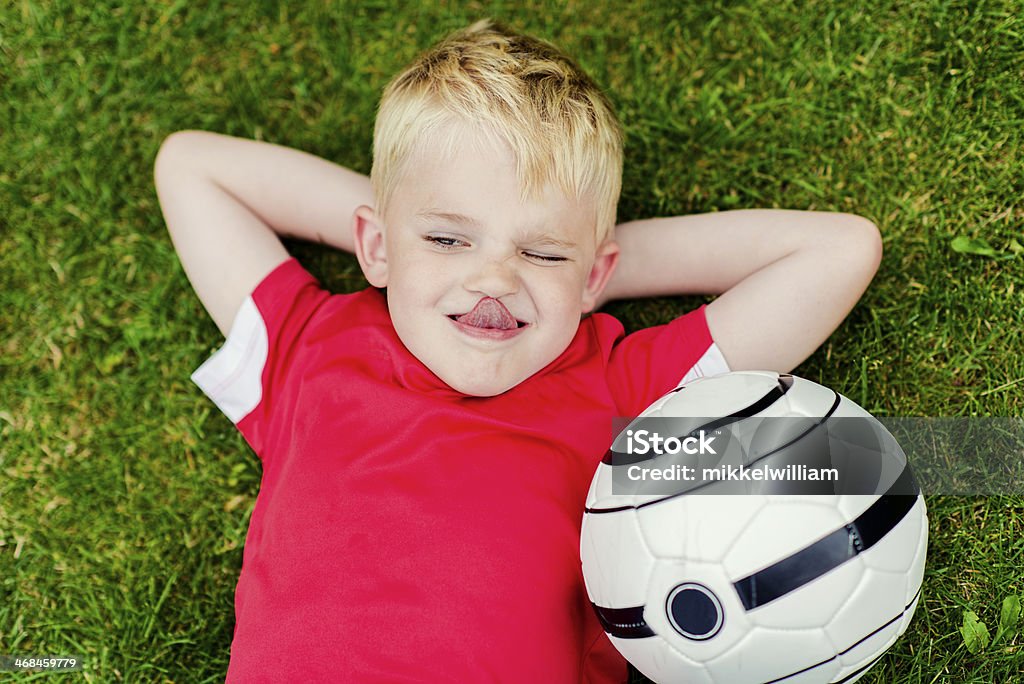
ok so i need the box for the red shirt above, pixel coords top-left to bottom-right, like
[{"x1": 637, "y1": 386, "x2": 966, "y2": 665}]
[{"x1": 191, "y1": 258, "x2": 729, "y2": 683}]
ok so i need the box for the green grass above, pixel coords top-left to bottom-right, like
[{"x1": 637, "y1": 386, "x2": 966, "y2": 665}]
[{"x1": 1, "y1": 0, "x2": 1022, "y2": 681}]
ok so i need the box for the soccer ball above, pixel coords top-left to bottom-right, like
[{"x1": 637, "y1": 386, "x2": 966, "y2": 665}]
[{"x1": 581, "y1": 371, "x2": 927, "y2": 684}]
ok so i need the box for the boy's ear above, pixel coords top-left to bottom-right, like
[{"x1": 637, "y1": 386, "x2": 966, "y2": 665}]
[
  {"x1": 581, "y1": 239, "x2": 620, "y2": 314},
  {"x1": 353, "y1": 205, "x2": 388, "y2": 287}
]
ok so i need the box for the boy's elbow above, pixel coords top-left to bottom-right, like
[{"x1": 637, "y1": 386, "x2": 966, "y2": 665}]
[
  {"x1": 838, "y1": 213, "x2": 883, "y2": 281},
  {"x1": 154, "y1": 130, "x2": 204, "y2": 183},
  {"x1": 154, "y1": 132, "x2": 184, "y2": 185}
]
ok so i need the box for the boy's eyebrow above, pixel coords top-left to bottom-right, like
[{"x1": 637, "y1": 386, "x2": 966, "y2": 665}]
[
  {"x1": 415, "y1": 209, "x2": 482, "y2": 228},
  {"x1": 520, "y1": 233, "x2": 579, "y2": 250}
]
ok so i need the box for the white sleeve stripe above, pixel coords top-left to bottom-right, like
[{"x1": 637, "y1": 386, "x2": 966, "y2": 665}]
[
  {"x1": 190, "y1": 296, "x2": 269, "y2": 424},
  {"x1": 676, "y1": 342, "x2": 731, "y2": 388}
]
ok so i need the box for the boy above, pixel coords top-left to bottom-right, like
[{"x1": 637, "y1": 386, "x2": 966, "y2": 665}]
[{"x1": 154, "y1": 20, "x2": 881, "y2": 683}]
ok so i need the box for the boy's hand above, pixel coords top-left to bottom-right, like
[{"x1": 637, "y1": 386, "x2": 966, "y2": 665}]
[
  {"x1": 602, "y1": 209, "x2": 883, "y2": 373},
  {"x1": 154, "y1": 131, "x2": 372, "y2": 336}
]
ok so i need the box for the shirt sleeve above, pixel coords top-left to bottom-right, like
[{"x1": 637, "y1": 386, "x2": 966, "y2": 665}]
[
  {"x1": 190, "y1": 258, "x2": 328, "y2": 457},
  {"x1": 606, "y1": 304, "x2": 731, "y2": 418}
]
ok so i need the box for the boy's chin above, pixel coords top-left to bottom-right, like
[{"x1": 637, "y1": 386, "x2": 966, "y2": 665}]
[
  {"x1": 438, "y1": 364, "x2": 536, "y2": 397},
  {"x1": 444, "y1": 374, "x2": 520, "y2": 398}
]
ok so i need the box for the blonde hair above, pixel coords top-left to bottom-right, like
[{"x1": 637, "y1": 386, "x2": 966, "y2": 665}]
[{"x1": 371, "y1": 19, "x2": 623, "y2": 243}]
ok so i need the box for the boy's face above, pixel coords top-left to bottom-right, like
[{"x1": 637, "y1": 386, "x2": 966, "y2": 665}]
[{"x1": 354, "y1": 128, "x2": 619, "y2": 397}]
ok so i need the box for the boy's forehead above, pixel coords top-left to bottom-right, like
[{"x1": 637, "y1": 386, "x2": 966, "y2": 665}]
[{"x1": 396, "y1": 137, "x2": 597, "y2": 236}]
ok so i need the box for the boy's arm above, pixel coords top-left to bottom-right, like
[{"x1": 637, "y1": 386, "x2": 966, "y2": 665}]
[
  {"x1": 154, "y1": 130, "x2": 372, "y2": 336},
  {"x1": 600, "y1": 210, "x2": 883, "y2": 373}
]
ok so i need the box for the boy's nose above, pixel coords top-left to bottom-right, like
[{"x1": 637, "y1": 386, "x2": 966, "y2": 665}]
[{"x1": 463, "y1": 255, "x2": 519, "y2": 299}]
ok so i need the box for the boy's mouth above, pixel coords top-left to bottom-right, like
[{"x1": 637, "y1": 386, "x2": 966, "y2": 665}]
[{"x1": 449, "y1": 297, "x2": 525, "y2": 330}]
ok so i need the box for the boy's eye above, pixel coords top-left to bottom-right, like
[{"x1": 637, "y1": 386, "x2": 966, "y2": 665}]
[
  {"x1": 523, "y1": 251, "x2": 568, "y2": 263},
  {"x1": 425, "y1": 235, "x2": 467, "y2": 249}
]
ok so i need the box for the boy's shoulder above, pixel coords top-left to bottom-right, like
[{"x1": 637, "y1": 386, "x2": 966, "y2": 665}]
[{"x1": 245, "y1": 257, "x2": 384, "y2": 326}]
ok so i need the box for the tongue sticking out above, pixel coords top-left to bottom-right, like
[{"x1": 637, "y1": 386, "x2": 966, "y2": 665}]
[{"x1": 455, "y1": 298, "x2": 519, "y2": 330}]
